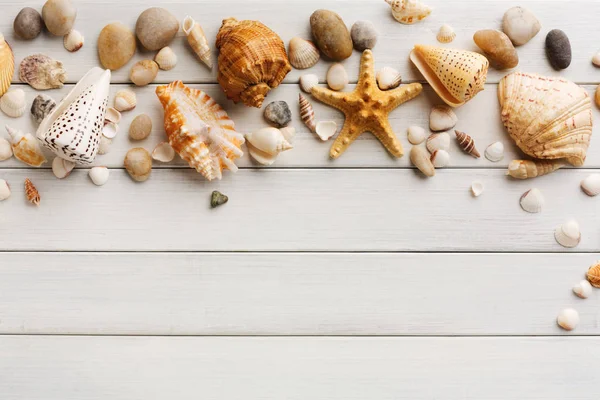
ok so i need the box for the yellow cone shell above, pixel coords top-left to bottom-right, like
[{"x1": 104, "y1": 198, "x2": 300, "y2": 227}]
[
  {"x1": 410, "y1": 45, "x2": 489, "y2": 107},
  {"x1": 0, "y1": 35, "x2": 14, "y2": 97}
]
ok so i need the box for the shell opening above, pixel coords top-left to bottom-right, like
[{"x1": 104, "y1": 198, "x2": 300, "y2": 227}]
[
  {"x1": 182, "y1": 16, "x2": 195, "y2": 35},
  {"x1": 410, "y1": 49, "x2": 461, "y2": 107}
]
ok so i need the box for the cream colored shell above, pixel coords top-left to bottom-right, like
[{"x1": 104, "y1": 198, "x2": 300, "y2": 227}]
[
  {"x1": 385, "y1": 0, "x2": 432, "y2": 25},
  {"x1": 0, "y1": 89, "x2": 26, "y2": 118},
  {"x1": 288, "y1": 37, "x2": 320, "y2": 70},
  {"x1": 436, "y1": 24, "x2": 455, "y2": 43}
]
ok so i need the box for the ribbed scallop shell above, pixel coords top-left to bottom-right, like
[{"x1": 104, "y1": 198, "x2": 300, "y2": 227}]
[
  {"x1": 216, "y1": 18, "x2": 291, "y2": 108},
  {"x1": 436, "y1": 24, "x2": 456, "y2": 43},
  {"x1": 19, "y1": 54, "x2": 67, "y2": 90},
  {"x1": 499, "y1": 72, "x2": 593, "y2": 170},
  {"x1": 0, "y1": 34, "x2": 14, "y2": 97},
  {"x1": 155, "y1": 81, "x2": 245, "y2": 181},
  {"x1": 154, "y1": 47, "x2": 178, "y2": 71},
  {"x1": 288, "y1": 37, "x2": 320, "y2": 70},
  {"x1": 0, "y1": 89, "x2": 26, "y2": 118}
]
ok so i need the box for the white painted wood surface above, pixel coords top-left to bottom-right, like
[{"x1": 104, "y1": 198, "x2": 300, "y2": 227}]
[{"x1": 1, "y1": 0, "x2": 600, "y2": 397}]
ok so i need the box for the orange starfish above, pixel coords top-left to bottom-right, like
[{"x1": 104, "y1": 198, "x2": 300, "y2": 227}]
[{"x1": 312, "y1": 50, "x2": 423, "y2": 159}]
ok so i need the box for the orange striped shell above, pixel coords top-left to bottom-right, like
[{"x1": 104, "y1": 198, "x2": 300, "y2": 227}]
[
  {"x1": 155, "y1": 81, "x2": 245, "y2": 181},
  {"x1": 216, "y1": 18, "x2": 291, "y2": 108}
]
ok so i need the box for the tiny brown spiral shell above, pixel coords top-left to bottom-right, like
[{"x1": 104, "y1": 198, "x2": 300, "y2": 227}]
[
  {"x1": 455, "y1": 130, "x2": 480, "y2": 158},
  {"x1": 24, "y1": 178, "x2": 40, "y2": 206}
]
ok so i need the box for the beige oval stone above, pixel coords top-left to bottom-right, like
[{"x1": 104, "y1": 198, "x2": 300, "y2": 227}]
[
  {"x1": 135, "y1": 7, "x2": 179, "y2": 51},
  {"x1": 98, "y1": 22, "x2": 137, "y2": 70},
  {"x1": 129, "y1": 113, "x2": 153, "y2": 140}
]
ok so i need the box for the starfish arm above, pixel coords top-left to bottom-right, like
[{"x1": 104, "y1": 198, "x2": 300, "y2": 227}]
[
  {"x1": 356, "y1": 50, "x2": 377, "y2": 90},
  {"x1": 383, "y1": 83, "x2": 423, "y2": 110},
  {"x1": 311, "y1": 86, "x2": 350, "y2": 113},
  {"x1": 329, "y1": 119, "x2": 364, "y2": 159},
  {"x1": 370, "y1": 118, "x2": 403, "y2": 158}
]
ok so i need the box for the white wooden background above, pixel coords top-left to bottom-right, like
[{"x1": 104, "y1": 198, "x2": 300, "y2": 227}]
[{"x1": 1, "y1": 0, "x2": 600, "y2": 398}]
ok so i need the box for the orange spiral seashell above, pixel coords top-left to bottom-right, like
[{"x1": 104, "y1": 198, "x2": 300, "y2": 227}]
[
  {"x1": 24, "y1": 178, "x2": 40, "y2": 206},
  {"x1": 216, "y1": 18, "x2": 291, "y2": 108}
]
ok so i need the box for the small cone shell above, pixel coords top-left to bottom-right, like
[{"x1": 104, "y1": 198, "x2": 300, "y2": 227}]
[
  {"x1": 0, "y1": 35, "x2": 15, "y2": 97},
  {"x1": 507, "y1": 159, "x2": 565, "y2": 180},
  {"x1": 24, "y1": 178, "x2": 40, "y2": 206},
  {"x1": 410, "y1": 45, "x2": 489, "y2": 107},
  {"x1": 299, "y1": 93, "x2": 316, "y2": 133},
  {"x1": 183, "y1": 16, "x2": 212, "y2": 69},
  {"x1": 455, "y1": 130, "x2": 480, "y2": 158}
]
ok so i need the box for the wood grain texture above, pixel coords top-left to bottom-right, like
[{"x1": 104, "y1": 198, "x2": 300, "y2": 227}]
[
  {"x1": 2, "y1": 0, "x2": 599, "y2": 86},
  {"x1": 1, "y1": 335, "x2": 599, "y2": 400},
  {"x1": 1, "y1": 252, "x2": 599, "y2": 335}
]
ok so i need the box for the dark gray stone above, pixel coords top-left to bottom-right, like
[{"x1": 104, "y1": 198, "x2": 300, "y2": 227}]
[
  {"x1": 263, "y1": 101, "x2": 292, "y2": 127},
  {"x1": 546, "y1": 29, "x2": 571, "y2": 70}
]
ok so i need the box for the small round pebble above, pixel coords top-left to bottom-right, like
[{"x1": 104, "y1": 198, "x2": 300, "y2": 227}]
[
  {"x1": 13, "y1": 7, "x2": 43, "y2": 40},
  {"x1": 129, "y1": 114, "x2": 152, "y2": 140},
  {"x1": 546, "y1": 29, "x2": 571, "y2": 70},
  {"x1": 502, "y1": 6, "x2": 541, "y2": 46},
  {"x1": 263, "y1": 101, "x2": 292, "y2": 127},
  {"x1": 351, "y1": 20, "x2": 378, "y2": 51}
]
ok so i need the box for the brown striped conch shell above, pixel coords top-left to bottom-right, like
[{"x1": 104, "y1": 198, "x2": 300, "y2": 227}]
[
  {"x1": 385, "y1": 0, "x2": 432, "y2": 25},
  {"x1": 410, "y1": 45, "x2": 489, "y2": 107},
  {"x1": 298, "y1": 93, "x2": 316, "y2": 133},
  {"x1": 0, "y1": 34, "x2": 14, "y2": 97},
  {"x1": 216, "y1": 18, "x2": 291, "y2": 108},
  {"x1": 156, "y1": 81, "x2": 245, "y2": 181},
  {"x1": 183, "y1": 16, "x2": 212, "y2": 69},
  {"x1": 455, "y1": 130, "x2": 480, "y2": 158},
  {"x1": 499, "y1": 72, "x2": 593, "y2": 179}
]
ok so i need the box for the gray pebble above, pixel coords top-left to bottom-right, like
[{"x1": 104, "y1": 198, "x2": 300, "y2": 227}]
[
  {"x1": 264, "y1": 101, "x2": 292, "y2": 127},
  {"x1": 30, "y1": 94, "x2": 56, "y2": 125},
  {"x1": 351, "y1": 20, "x2": 378, "y2": 51},
  {"x1": 546, "y1": 29, "x2": 571, "y2": 70},
  {"x1": 13, "y1": 7, "x2": 43, "y2": 40}
]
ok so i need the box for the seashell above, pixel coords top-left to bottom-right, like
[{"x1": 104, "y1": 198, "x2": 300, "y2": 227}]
[
  {"x1": 98, "y1": 136, "x2": 112, "y2": 155},
  {"x1": 587, "y1": 262, "x2": 600, "y2": 288},
  {"x1": 299, "y1": 93, "x2": 317, "y2": 133},
  {"x1": 430, "y1": 149, "x2": 450, "y2": 168},
  {"x1": 135, "y1": 7, "x2": 179, "y2": 51},
  {"x1": 280, "y1": 127, "x2": 296, "y2": 144},
  {"x1": 0, "y1": 89, "x2": 26, "y2": 118},
  {"x1": 24, "y1": 178, "x2": 40, "y2": 206},
  {"x1": 519, "y1": 188, "x2": 544, "y2": 213},
  {"x1": 426, "y1": 132, "x2": 450, "y2": 153},
  {"x1": 410, "y1": 146, "x2": 435, "y2": 177},
  {"x1": 42, "y1": 0, "x2": 76, "y2": 36},
  {"x1": 182, "y1": 16, "x2": 212, "y2": 69},
  {"x1": 19, "y1": 54, "x2": 67, "y2": 90},
  {"x1": 154, "y1": 47, "x2": 178, "y2": 71},
  {"x1": 386, "y1": 0, "x2": 432, "y2": 25},
  {"x1": 14, "y1": 7, "x2": 43, "y2": 40},
  {"x1": 546, "y1": 29, "x2": 571, "y2": 71},
  {"x1": 216, "y1": 18, "x2": 291, "y2": 108},
  {"x1": 351, "y1": 21, "x2": 378, "y2": 51},
  {"x1": 310, "y1": 10, "x2": 353, "y2": 61},
  {"x1": 124, "y1": 148, "x2": 152, "y2": 182},
  {"x1": 471, "y1": 181, "x2": 484, "y2": 197},
  {"x1": 596, "y1": 85, "x2": 600, "y2": 109},
  {"x1": 315, "y1": 121, "x2": 337, "y2": 141},
  {"x1": 407, "y1": 125, "x2": 427, "y2": 145},
  {"x1": 288, "y1": 37, "x2": 320, "y2": 70},
  {"x1": 573, "y1": 280, "x2": 592, "y2": 299},
  {"x1": 0, "y1": 137, "x2": 13, "y2": 161},
  {"x1": 429, "y1": 105, "x2": 457, "y2": 132},
  {"x1": 499, "y1": 72, "x2": 592, "y2": 177},
  {"x1": 507, "y1": 159, "x2": 565, "y2": 180},
  {"x1": 593, "y1": 52, "x2": 600, "y2": 67},
  {"x1": 246, "y1": 127, "x2": 293, "y2": 156},
  {"x1": 102, "y1": 122, "x2": 118, "y2": 139},
  {"x1": 129, "y1": 113, "x2": 152, "y2": 140},
  {"x1": 156, "y1": 81, "x2": 245, "y2": 181},
  {"x1": 97, "y1": 23, "x2": 137, "y2": 70},
  {"x1": 152, "y1": 142, "x2": 175, "y2": 163},
  {"x1": 0, "y1": 179, "x2": 10, "y2": 201},
  {"x1": 114, "y1": 89, "x2": 136, "y2": 112},
  {"x1": 299, "y1": 74, "x2": 319, "y2": 94},
  {"x1": 211, "y1": 191, "x2": 228, "y2": 208},
  {"x1": 410, "y1": 45, "x2": 489, "y2": 107},
  {"x1": 376, "y1": 67, "x2": 402, "y2": 91},
  {"x1": 473, "y1": 30, "x2": 518, "y2": 69},
  {"x1": 89, "y1": 166, "x2": 109, "y2": 186},
  {"x1": 437, "y1": 24, "x2": 455, "y2": 43},
  {"x1": 36, "y1": 68, "x2": 111, "y2": 165},
  {"x1": 104, "y1": 107, "x2": 121, "y2": 124},
  {"x1": 264, "y1": 101, "x2": 292, "y2": 127},
  {"x1": 6, "y1": 125, "x2": 47, "y2": 167},
  {"x1": 31, "y1": 94, "x2": 56, "y2": 125},
  {"x1": 554, "y1": 219, "x2": 581, "y2": 248},
  {"x1": 327, "y1": 63, "x2": 348, "y2": 91},
  {"x1": 502, "y1": 6, "x2": 541, "y2": 46},
  {"x1": 0, "y1": 35, "x2": 15, "y2": 98},
  {"x1": 51, "y1": 157, "x2": 75, "y2": 179},
  {"x1": 581, "y1": 174, "x2": 600, "y2": 197},
  {"x1": 246, "y1": 142, "x2": 277, "y2": 166},
  {"x1": 455, "y1": 130, "x2": 480, "y2": 158},
  {"x1": 63, "y1": 29, "x2": 84, "y2": 52},
  {"x1": 484, "y1": 142, "x2": 504, "y2": 162},
  {"x1": 557, "y1": 308, "x2": 579, "y2": 331},
  {"x1": 130, "y1": 60, "x2": 158, "y2": 86}
]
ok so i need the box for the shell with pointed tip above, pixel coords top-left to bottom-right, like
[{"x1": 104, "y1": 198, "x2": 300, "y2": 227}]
[
  {"x1": 376, "y1": 67, "x2": 402, "y2": 90},
  {"x1": 288, "y1": 37, "x2": 320, "y2": 70},
  {"x1": 299, "y1": 74, "x2": 319, "y2": 94},
  {"x1": 426, "y1": 132, "x2": 450, "y2": 153},
  {"x1": 499, "y1": 72, "x2": 593, "y2": 173},
  {"x1": 155, "y1": 47, "x2": 178, "y2": 71},
  {"x1": 31, "y1": 94, "x2": 56, "y2": 125},
  {"x1": 554, "y1": 219, "x2": 581, "y2": 248},
  {"x1": 63, "y1": 29, "x2": 84, "y2": 52},
  {"x1": 114, "y1": 89, "x2": 136, "y2": 112},
  {"x1": 485, "y1": 142, "x2": 504, "y2": 162},
  {"x1": 386, "y1": 0, "x2": 432, "y2": 24},
  {"x1": 156, "y1": 81, "x2": 245, "y2": 181},
  {"x1": 410, "y1": 45, "x2": 489, "y2": 107},
  {"x1": 182, "y1": 16, "x2": 212, "y2": 69},
  {"x1": 437, "y1": 24, "x2": 455, "y2": 43},
  {"x1": 299, "y1": 93, "x2": 316, "y2": 133},
  {"x1": 0, "y1": 35, "x2": 14, "y2": 98},
  {"x1": 216, "y1": 18, "x2": 291, "y2": 108},
  {"x1": 519, "y1": 188, "x2": 544, "y2": 213},
  {"x1": 410, "y1": 146, "x2": 435, "y2": 177},
  {"x1": 0, "y1": 89, "x2": 26, "y2": 118},
  {"x1": 507, "y1": 159, "x2": 565, "y2": 180},
  {"x1": 245, "y1": 127, "x2": 292, "y2": 157},
  {"x1": 316, "y1": 121, "x2": 337, "y2": 141},
  {"x1": 19, "y1": 54, "x2": 66, "y2": 90},
  {"x1": 24, "y1": 178, "x2": 40, "y2": 205},
  {"x1": 455, "y1": 130, "x2": 480, "y2": 158},
  {"x1": 36, "y1": 67, "x2": 111, "y2": 165},
  {"x1": 0, "y1": 137, "x2": 12, "y2": 161},
  {"x1": 6, "y1": 125, "x2": 47, "y2": 167},
  {"x1": 581, "y1": 174, "x2": 600, "y2": 196},
  {"x1": 152, "y1": 142, "x2": 175, "y2": 162},
  {"x1": 52, "y1": 157, "x2": 75, "y2": 179}
]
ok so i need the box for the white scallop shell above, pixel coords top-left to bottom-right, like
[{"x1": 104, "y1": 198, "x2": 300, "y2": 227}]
[
  {"x1": 471, "y1": 181, "x2": 484, "y2": 197},
  {"x1": 299, "y1": 74, "x2": 319, "y2": 94},
  {"x1": 557, "y1": 308, "x2": 579, "y2": 331},
  {"x1": 89, "y1": 166, "x2": 109, "y2": 186},
  {"x1": 436, "y1": 24, "x2": 456, "y2": 43},
  {"x1": 485, "y1": 141, "x2": 504, "y2": 162},
  {"x1": 0, "y1": 89, "x2": 26, "y2": 118},
  {"x1": 288, "y1": 37, "x2": 320, "y2": 70},
  {"x1": 429, "y1": 105, "x2": 457, "y2": 132},
  {"x1": 573, "y1": 280, "x2": 593, "y2": 299},
  {"x1": 114, "y1": 89, "x2": 137, "y2": 112},
  {"x1": 426, "y1": 132, "x2": 450, "y2": 153},
  {"x1": 155, "y1": 47, "x2": 178, "y2": 71},
  {"x1": 376, "y1": 67, "x2": 402, "y2": 90},
  {"x1": 315, "y1": 121, "x2": 337, "y2": 141},
  {"x1": 0, "y1": 137, "x2": 12, "y2": 161},
  {"x1": 554, "y1": 219, "x2": 581, "y2": 248},
  {"x1": 245, "y1": 127, "x2": 293, "y2": 157},
  {"x1": 52, "y1": 157, "x2": 75, "y2": 179},
  {"x1": 430, "y1": 149, "x2": 450, "y2": 167},
  {"x1": 0, "y1": 179, "x2": 10, "y2": 201},
  {"x1": 104, "y1": 107, "x2": 121, "y2": 124},
  {"x1": 63, "y1": 29, "x2": 84, "y2": 52},
  {"x1": 407, "y1": 125, "x2": 427, "y2": 145},
  {"x1": 581, "y1": 174, "x2": 600, "y2": 197},
  {"x1": 327, "y1": 63, "x2": 348, "y2": 91},
  {"x1": 102, "y1": 121, "x2": 118, "y2": 139},
  {"x1": 98, "y1": 135, "x2": 112, "y2": 155},
  {"x1": 519, "y1": 188, "x2": 544, "y2": 213},
  {"x1": 152, "y1": 142, "x2": 176, "y2": 162}
]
